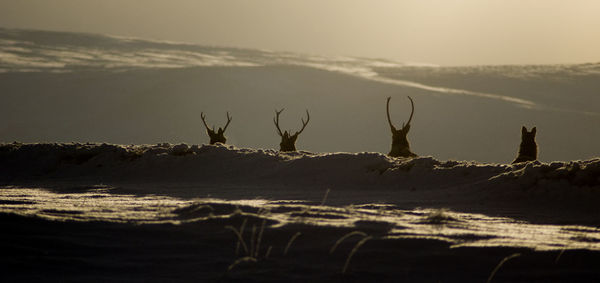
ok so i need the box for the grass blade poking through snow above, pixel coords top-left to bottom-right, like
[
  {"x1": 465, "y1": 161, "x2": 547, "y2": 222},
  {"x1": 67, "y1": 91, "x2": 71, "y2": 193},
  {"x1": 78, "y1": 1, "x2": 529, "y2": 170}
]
[
  {"x1": 255, "y1": 219, "x2": 266, "y2": 258},
  {"x1": 320, "y1": 188, "x2": 330, "y2": 206},
  {"x1": 342, "y1": 235, "x2": 372, "y2": 274},
  {"x1": 486, "y1": 253, "x2": 521, "y2": 283},
  {"x1": 330, "y1": 231, "x2": 368, "y2": 254},
  {"x1": 249, "y1": 224, "x2": 257, "y2": 257},
  {"x1": 284, "y1": 232, "x2": 302, "y2": 255},
  {"x1": 234, "y1": 219, "x2": 247, "y2": 256},
  {"x1": 228, "y1": 256, "x2": 257, "y2": 271},
  {"x1": 555, "y1": 248, "x2": 566, "y2": 264},
  {"x1": 225, "y1": 224, "x2": 249, "y2": 256},
  {"x1": 265, "y1": 246, "x2": 273, "y2": 259}
]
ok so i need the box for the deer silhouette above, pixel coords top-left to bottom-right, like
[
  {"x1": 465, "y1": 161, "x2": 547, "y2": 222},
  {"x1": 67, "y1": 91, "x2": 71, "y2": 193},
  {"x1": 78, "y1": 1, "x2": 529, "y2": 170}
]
[
  {"x1": 386, "y1": 96, "x2": 417, "y2": 158},
  {"x1": 273, "y1": 109, "x2": 310, "y2": 152},
  {"x1": 201, "y1": 112, "x2": 232, "y2": 144},
  {"x1": 512, "y1": 126, "x2": 537, "y2": 164}
]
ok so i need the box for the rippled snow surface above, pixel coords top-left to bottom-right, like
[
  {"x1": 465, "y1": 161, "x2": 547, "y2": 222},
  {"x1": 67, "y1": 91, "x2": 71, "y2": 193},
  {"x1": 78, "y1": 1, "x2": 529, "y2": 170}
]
[{"x1": 3, "y1": 186, "x2": 599, "y2": 252}]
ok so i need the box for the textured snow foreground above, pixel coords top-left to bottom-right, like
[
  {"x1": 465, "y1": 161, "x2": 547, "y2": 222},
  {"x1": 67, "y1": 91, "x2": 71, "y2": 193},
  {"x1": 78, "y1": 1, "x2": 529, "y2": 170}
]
[{"x1": 2, "y1": 142, "x2": 600, "y2": 282}]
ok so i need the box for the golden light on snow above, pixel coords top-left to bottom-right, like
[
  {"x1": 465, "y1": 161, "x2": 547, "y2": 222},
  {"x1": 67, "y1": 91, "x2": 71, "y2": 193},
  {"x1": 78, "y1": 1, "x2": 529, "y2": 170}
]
[{"x1": 2, "y1": 187, "x2": 599, "y2": 252}]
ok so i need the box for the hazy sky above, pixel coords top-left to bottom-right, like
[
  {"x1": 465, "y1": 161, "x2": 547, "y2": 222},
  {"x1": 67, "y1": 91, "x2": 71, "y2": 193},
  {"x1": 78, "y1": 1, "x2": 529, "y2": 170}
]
[{"x1": 1, "y1": 0, "x2": 599, "y2": 66}]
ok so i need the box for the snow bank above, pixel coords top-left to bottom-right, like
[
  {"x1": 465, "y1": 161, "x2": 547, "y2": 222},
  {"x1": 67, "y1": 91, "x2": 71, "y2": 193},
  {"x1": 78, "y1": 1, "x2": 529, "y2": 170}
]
[{"x1": 2, "y1": 143, "x2": 598, "y2": 194}]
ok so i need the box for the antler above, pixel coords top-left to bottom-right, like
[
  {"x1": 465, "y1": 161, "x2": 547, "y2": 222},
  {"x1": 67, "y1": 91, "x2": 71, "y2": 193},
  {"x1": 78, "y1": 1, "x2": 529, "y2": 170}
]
[
  {"x1": 200, "y1": 112, "x2": 213, "y2": 131},
  {"x1": 386, "y1": 96, "x2": 415, "y2": 130},
  {"x1": 404, "y1": 96, "x2": 414, "y2": 128},
  {"x1": 294, "y1": 109, "x2": 310, "y2": 135},
  {"x1": 273, "y1": 108, "x2": 284, "y2": 136},
  {"x1": 222, "y1": 111, "x2": 232, "y2": 131},
  {"x1": 386, "y1": 97, "x2": 396, "y2": 131}
]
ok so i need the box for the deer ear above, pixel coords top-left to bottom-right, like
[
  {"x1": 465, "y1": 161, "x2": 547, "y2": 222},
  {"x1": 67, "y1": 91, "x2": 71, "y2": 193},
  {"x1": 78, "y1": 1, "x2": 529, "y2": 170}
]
[
  {"x1": 531, "y1": 127, "x2": 536, "y2": 135},
  {"x1": 521, "y1": 126, "x2": 527, "y2": 134}
]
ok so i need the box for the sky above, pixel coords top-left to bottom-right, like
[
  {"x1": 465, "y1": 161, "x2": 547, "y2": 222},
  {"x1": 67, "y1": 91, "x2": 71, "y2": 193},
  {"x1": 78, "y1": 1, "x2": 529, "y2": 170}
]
[{"x1": 1, "y1": 0, "x2": 600, "y2": 66}]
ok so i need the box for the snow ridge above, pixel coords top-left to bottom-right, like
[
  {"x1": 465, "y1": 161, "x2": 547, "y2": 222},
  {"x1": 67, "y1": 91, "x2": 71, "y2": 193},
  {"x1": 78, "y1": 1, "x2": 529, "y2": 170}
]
[{"x1": 1, "y1": 143, "x2": 598, "y2": 194}]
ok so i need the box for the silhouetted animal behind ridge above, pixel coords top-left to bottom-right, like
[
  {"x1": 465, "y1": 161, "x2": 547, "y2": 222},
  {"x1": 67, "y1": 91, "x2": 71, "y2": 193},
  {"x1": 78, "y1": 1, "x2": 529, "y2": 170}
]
[
  {"x1": 386, "y1": 96, "x2": 417, "y2": 158},
  {"x1": 273, "y1": 108, "x2": 310, "y2": 152},
  {"x1": 201, "y1": 112, "x2": 232, "y2": 144},
  {"x1": 512, "y1": 126, "x2": 538, "y2": 164}
]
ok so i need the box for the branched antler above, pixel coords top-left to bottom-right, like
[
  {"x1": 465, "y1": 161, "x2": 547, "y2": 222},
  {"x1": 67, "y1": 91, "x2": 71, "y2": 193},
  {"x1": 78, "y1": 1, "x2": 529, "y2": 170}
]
[
  {"x1": 273, "y1": 108, "x2": 284, "y2": 136},
  {"x1": 200, "y1": 112, "x2": 213, "y2": 131},
  {"x1": 201, "y1": 111, "x2": 232, "y2": 144},
  {"x1": 274, "y1": 108, "x2": 311, "y2": 152},
  {"x1": 222, "y1": 112, "x2": 232, "y2": 132},
  {"x1": 294, "y1": 110, "x2": 310, "y2": 136}
]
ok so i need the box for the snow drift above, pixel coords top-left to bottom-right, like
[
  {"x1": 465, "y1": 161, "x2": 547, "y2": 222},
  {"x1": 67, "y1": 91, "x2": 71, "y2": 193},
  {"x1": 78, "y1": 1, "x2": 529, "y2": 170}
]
[{"x1": 2, "y1": 142, "x2": 599, "y2": 193}]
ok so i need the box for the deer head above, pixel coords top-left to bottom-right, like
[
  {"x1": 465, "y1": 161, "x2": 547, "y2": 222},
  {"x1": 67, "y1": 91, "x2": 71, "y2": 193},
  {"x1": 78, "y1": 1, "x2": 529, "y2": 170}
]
[
  {"x1": 386, "y1": 96, "x2": 417, "y2": 158},
  {"x1": 274, "y1": 108, "x2": 310, "y2": 152},
  {"x1": 201, "y1": 112, "x2": 232, "y2": 144},
  {"x1": 512, "y1": 126, "x2": 537, "y2": 164}
]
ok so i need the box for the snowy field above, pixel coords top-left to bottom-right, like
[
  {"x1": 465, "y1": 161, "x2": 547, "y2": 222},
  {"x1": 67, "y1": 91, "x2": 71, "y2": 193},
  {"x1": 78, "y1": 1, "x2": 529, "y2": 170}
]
[
  {"x1": 1, "y1": 28, "x2": 600, "y2": 281},
  {"x1": 1, "y1": 143, "x2": 600, "y2": 281}
]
